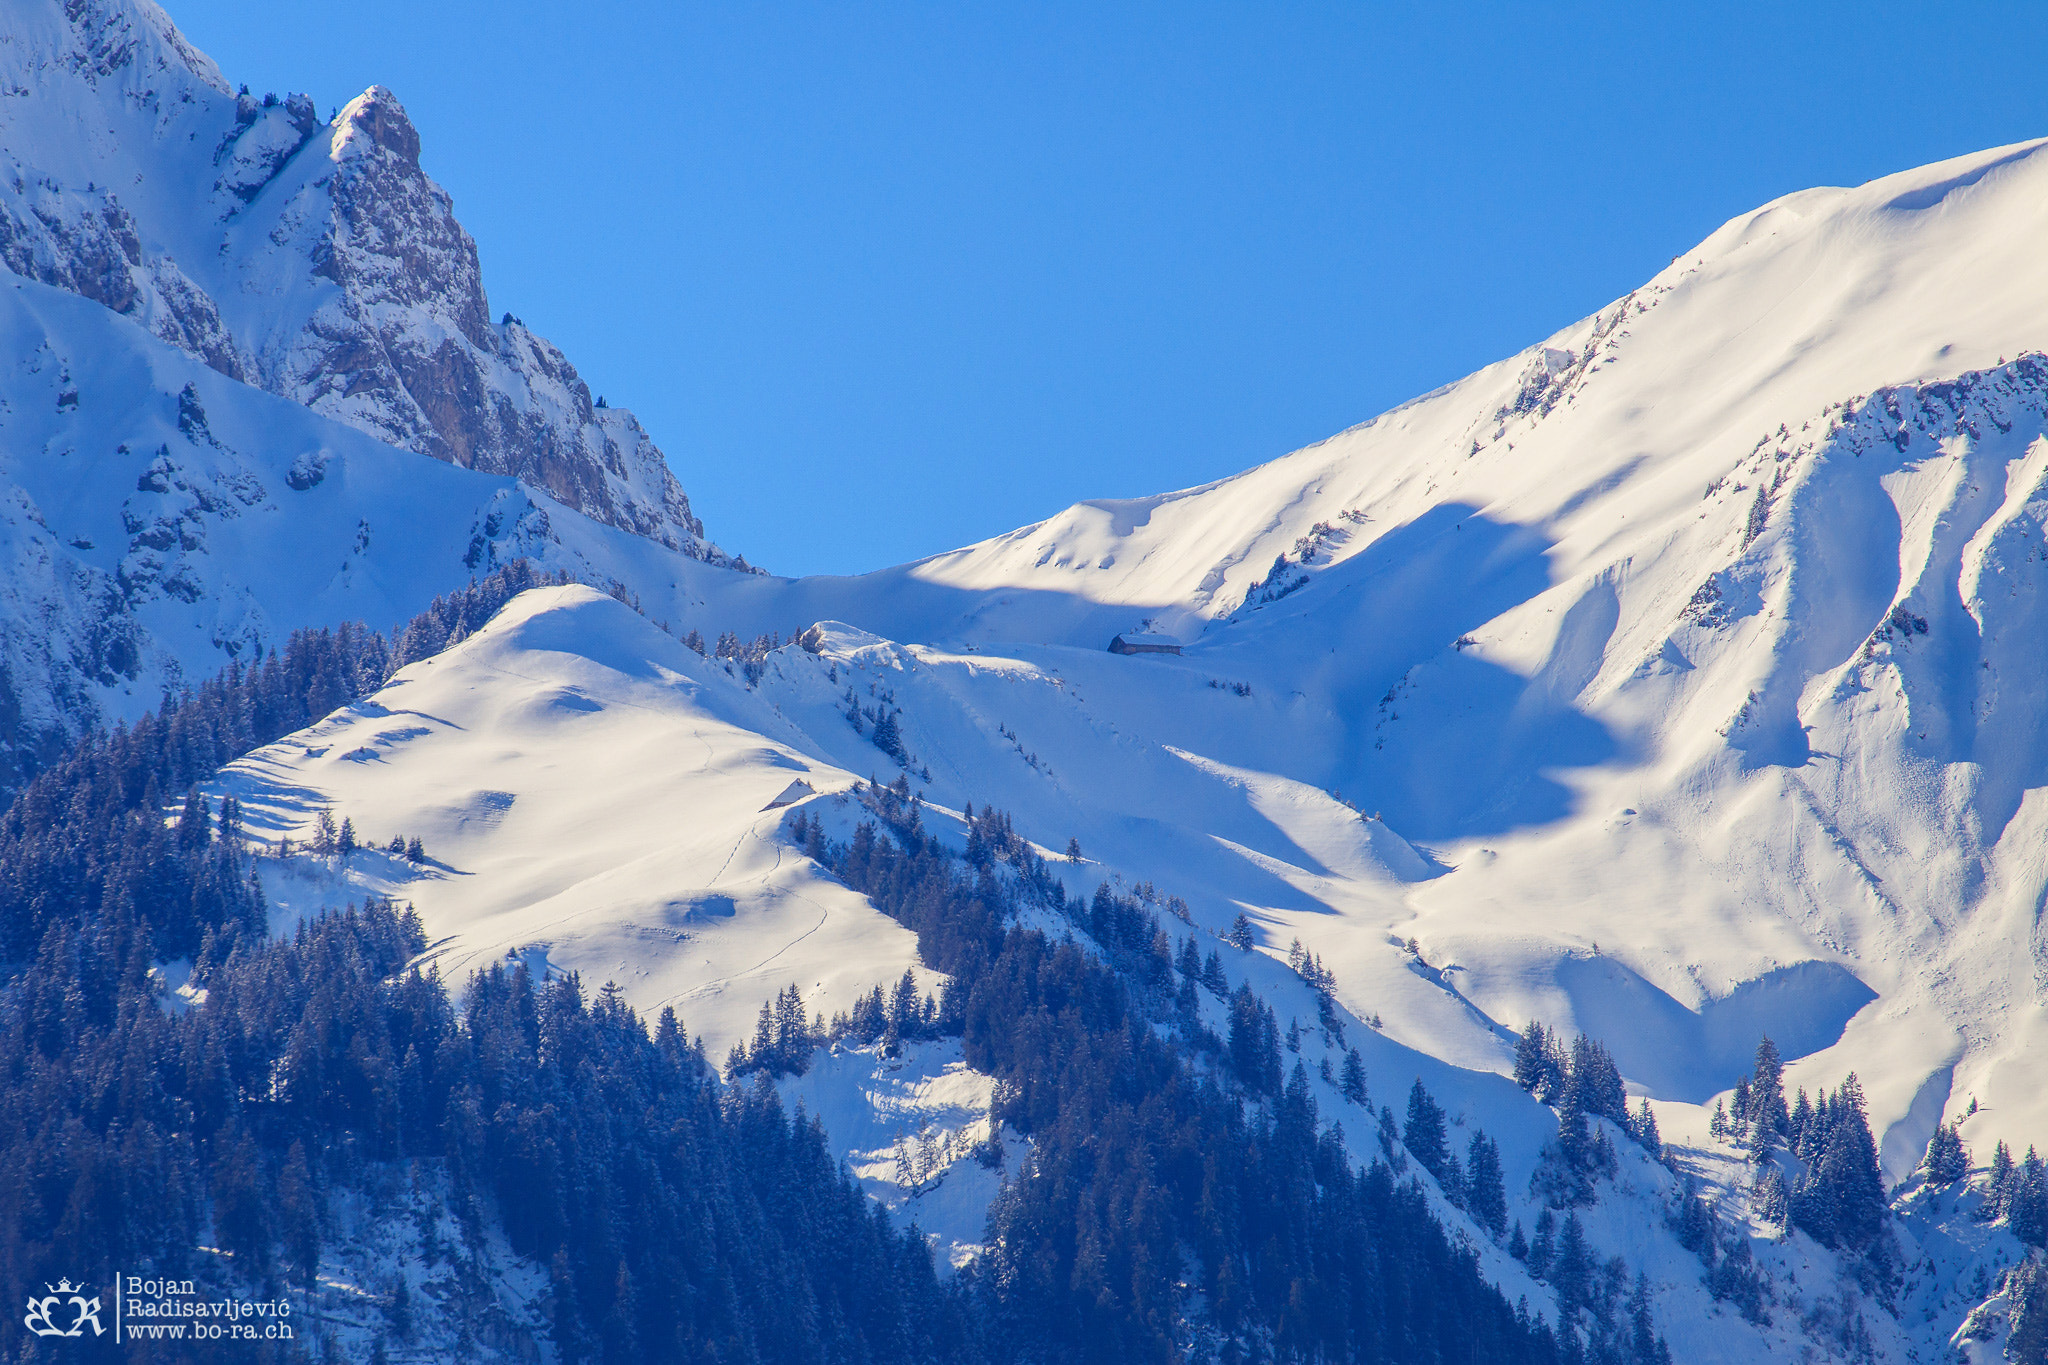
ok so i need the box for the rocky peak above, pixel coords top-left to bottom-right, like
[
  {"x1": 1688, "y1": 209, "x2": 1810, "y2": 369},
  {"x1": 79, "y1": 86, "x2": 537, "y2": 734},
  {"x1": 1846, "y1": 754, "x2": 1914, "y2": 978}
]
[{"x1": 330, "y1": 86, "x2": 422, "y2": 169}]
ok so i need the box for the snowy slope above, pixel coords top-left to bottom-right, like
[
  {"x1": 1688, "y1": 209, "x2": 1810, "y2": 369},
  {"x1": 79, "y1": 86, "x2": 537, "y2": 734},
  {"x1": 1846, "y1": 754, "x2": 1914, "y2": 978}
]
[
  {"x1": 662, "y1": 140, "x2": 2048, "y2": 1178},
  {"x1": 196, "y1": 585, "x2": 1670, "y2": 1339},
  {"x1": 206, "y1": 579, "x2": 2012, "y2": 1362},
  {"x1": 0, "y1": 270, "x2": 748, "y2": 788},
  {"x1": 218, "y1": 587, "x2": 926, "y2": 1057},
  {"x1": 160, "y1": 134, "x2": 2048, "y2": 1362}
]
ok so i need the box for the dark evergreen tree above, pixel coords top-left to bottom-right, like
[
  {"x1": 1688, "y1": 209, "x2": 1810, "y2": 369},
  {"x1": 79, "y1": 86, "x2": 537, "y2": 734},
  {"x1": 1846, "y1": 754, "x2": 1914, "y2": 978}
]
[
  {"x1": 1225, "y1": 912, "x2": 1255, "y2": 951},
  {"x1": 1551, "y1": 1213, "x2": 1592, "y2": 1313},
  {"x1": 1753, "y1": 1165, "x2": 1789, "y2": 1229},
  {"x1": 1706, "y1": 1233, "x2": 1767, "y2": 1323},
  {"x1": 1789, "y1": 1073, "x2": 1892, "y2": 1283},
  {"x1": 1405, "y1": 1077, "x2": 1450, "y2": 1180},
  {"x1": 1341, "y1": 1047, "x2": 1369, "y2": 1107},
  {"x1": 1569, "y1": 1034, "x2": 1628, "y2": 1124},
  {"x1": 2014, "y1": 1148, "x2": 2048, "y2": 1248},
  {"x1": 1513, "y1": 1019, "x2": 1569, "y2": 1101},
  {"x1": 1627, "y1": 1098, "x2": 1662, "y2": 1155},
  {"x1": 2008, "y1": 1257, "x2": 2048, "y2": 1364},
  {"x1": 1529, "y1": 1209, "x2": 1557, "y2": 1280},
  {"x1": 871, "y1": 708, "x2": 905, "y2": 762},
  {"x1": 1922, "y1": 1121, "x2": 1968, "y2": 1186},
  {"x1": 1744, "y1": 1036, "x2": 1788, "y2": 1153},
  {"x1": 1468, "y1": 1129, "x2": 1509, "y2": 1239},
  {"x1": 1226, "y1": 984, "x2": 1282, "y2": 1096},
  {"x1": 1514, "y1": 1020, "x2": 1553, "y2": 1094},
  {"x1": 277, "y1": 1138, "x2": 321, "y2": 1289}
]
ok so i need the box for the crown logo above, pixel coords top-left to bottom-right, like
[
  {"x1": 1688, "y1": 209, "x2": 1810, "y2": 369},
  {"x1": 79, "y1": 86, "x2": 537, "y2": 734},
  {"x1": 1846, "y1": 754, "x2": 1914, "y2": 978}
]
[{"x1": 25, "y1": 1278, "x2": 102, "y2": 1337}]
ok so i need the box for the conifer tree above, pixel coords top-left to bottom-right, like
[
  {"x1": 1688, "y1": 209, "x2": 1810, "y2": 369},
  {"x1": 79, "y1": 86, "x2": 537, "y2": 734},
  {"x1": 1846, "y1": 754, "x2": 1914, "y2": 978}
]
[
  {"x1": 177, "y1": 788, "x2": 212, "y2": 851},
  {"x1": 1226, "y1": 913, "x2": 1256, "y2": 952},
  {"x1": 2007, "y1": 1259, "x2": 2048, "y2": 1365},
  {"x1": 277, "y1": 1139, "x2": 321, "y2": 1289},
  {"x1": 1922, "y1": 1121, "x2": 1968, "y2": 1185},
  {"x1": 1569, "y1": 1033, "x2": 1627, "y2": 1123},
  {"x1": 1753, "y1": 1165, "x2": 1789, "y2": 1228},
  {"x1": 1628, "y1": 1098, "x2": 1662, "y2": 1154},
  {"x1": 1404, "y1": 1078, "x2": 1450, "y2": 1180},
  {"x1": 1467, "y1": 1129, "x2": 1509, "y2": 1239},
  {"x1": 1790, "y1": 1073, "x2": 1888, "y2": 1258},
  {"x1": 2015, "y1": 1148, "x2": 2048, "y2": 1247},
  {"x1": 1745, "y1": 1036, "x2": 1788, "y2": 1152},
  {"x1": 871, "y1": 708, "x2": 904, "y2": 761},
  {"x1": 1991, "y1": 1140, "x2": 2018, "y2": 1218},
  {"x1": 1529, "y1": 1209, "x2": 1557, "y2": 1280},
  {"x1": 1513, "y1": 1020, "x2": 1552, "y2": 1094},
  {"x1": 1552, "y1": 1213, "x2": 1592, "y2": 1312},
  {"x1": 1341, "y1": 1048, "x2": 1369, "y2": 1106}
]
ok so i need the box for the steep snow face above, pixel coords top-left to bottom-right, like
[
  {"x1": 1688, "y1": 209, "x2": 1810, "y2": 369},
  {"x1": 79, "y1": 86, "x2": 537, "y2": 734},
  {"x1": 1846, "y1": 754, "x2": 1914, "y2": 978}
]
[
  {"x1": 662, "y1": 140, "x2": 2048, "y2": 1175},
  {"x1": 0, "y1": 273, "x2": 738, "y2": 790},
  {"x1": 0, "y1": 0, "x2": 728, "y2": 559}
]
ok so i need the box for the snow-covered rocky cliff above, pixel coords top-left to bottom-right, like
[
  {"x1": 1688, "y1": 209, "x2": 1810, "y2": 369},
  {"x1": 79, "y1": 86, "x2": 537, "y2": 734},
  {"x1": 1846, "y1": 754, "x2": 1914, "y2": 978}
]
[{"x1": 0, "y1": 0, "x2": 727, "y2": 556}]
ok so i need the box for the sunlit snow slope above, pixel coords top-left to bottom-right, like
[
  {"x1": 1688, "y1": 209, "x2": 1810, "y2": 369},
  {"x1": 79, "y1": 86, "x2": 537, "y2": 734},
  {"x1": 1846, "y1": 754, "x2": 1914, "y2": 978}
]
[
  {"x1": 221, "y1": 587, "x2": 927, "y2": 1052},
  {"x1": 672, "y1": 138, "x2": 2048, "y2": 1175}
]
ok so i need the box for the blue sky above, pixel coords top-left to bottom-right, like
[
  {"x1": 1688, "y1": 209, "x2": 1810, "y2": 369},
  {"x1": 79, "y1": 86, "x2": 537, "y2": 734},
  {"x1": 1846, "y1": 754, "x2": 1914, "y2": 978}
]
[{"x1": 169, "y1": 2, "x2": 2048, "y2": 577}]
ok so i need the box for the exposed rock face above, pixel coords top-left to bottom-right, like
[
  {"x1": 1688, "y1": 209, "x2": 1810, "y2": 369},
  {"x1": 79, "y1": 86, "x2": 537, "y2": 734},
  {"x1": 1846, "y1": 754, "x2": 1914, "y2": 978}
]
[
  {"x1": 0, "y1": 0, "x2": 742, "y2": 565},
  {"x1": 248, "y1": 86, "x2": 722, "y2": 554}
]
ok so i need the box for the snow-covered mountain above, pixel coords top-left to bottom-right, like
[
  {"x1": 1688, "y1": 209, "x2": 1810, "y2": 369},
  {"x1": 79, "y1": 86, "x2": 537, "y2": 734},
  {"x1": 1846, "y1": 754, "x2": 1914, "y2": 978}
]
[
  {"x1": 1, "y1": 0, "x2": 725, "y2": 556},
  {"x1": 0, "y1": 0, "x2": 763, "y2": 786},
  {"x1": 10, "y1": 1, "x2": 2048, "y2": 1358},
  {"x1": 658, "y1": 135, "x2": 2048, "y2": 1171},
  {"x1": 207, "y1": 132, "x2": 2048, "y2": 1360}
]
